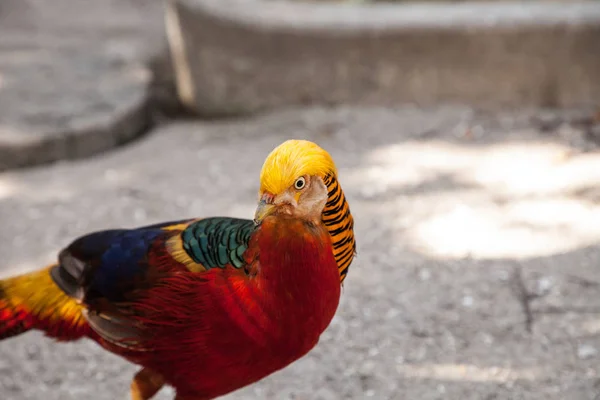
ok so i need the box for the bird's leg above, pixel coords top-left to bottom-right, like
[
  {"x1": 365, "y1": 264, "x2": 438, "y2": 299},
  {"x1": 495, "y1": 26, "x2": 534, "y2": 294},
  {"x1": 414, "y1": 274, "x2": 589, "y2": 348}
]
[{"x1": 131, "y1": 368, "x2": 165, "y2": 400}]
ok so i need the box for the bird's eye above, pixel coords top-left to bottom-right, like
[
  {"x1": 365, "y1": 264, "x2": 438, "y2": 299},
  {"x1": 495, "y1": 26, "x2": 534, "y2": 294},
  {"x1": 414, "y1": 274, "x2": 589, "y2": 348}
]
[{"x1": 294, "y1": 177, "x2": 306, "y2": 190}]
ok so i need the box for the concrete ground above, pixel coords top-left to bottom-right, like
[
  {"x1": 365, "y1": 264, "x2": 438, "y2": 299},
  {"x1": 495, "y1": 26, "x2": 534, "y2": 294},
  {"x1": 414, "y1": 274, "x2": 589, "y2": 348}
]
[{"x1": 0, "y1": 106, "x2": 599, "y2": 400}]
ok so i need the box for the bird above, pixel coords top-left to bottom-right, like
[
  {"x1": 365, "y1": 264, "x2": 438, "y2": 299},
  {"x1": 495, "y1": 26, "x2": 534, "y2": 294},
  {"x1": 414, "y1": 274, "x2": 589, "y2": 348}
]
[{"x1": 0, "y1": 139, "x2": 356, "y2": 400}]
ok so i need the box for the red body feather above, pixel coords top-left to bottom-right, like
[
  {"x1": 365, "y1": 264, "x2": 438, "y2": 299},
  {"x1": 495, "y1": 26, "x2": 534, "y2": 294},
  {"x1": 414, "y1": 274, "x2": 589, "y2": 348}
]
[{"x1": 105, "y1": 216, "x2": 341, "y2": 399}]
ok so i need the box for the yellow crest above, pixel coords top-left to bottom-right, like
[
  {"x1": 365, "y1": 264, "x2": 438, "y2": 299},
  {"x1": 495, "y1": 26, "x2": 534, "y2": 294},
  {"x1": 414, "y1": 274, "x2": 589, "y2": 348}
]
[{"x1": 259, "y1": 140, "x2": 337, "y2": 195}]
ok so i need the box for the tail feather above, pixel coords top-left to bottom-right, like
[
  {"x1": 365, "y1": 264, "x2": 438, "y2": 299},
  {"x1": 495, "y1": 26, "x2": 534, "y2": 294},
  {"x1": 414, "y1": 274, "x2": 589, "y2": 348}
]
[
  {"x1": 0, "y1": 265, "x2": 90, "y2": 341},
  {"x1": 0, "y1": 293, "x2": 33, "y2": 338}
]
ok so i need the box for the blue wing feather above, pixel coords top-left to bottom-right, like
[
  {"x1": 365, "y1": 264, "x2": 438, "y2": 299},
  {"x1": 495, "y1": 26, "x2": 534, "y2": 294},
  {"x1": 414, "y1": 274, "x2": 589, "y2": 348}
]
[
  {"x1": 52, "y1": 219, "x2": 193, "y2": 303},
  {"x1": 66, "y1": 229, "x2": 163, "y2": 301}
]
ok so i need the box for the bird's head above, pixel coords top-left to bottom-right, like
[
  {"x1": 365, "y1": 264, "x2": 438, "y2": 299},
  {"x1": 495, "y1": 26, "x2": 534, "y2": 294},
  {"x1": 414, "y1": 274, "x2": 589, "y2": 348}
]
[{"x1": 254, "y1": 139, "x2": 337, "y2": 225}]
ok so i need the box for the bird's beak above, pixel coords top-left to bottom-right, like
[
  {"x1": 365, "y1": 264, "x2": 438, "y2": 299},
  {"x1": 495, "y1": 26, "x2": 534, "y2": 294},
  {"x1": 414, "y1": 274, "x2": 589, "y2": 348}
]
[{"x1": 254, "y1": 198, "x2": 276, "y2": 225}]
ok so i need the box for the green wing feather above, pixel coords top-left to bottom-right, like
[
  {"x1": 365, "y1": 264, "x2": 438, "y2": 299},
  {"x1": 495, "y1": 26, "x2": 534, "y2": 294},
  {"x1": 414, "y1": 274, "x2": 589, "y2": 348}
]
[{"x1": 181, "y1": 217, "x2": 256, "y2": 270}]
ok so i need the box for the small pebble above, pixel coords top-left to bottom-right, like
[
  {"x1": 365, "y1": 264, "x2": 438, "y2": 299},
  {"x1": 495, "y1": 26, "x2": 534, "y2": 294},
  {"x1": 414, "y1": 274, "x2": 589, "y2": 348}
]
[
  {"x1": 535, "y1": 276, "x2": 553, "y2": 296},
  {"x1": 577, "y1": 344, "x2": 597, "y2": 360},
  {"x1": 368, "y1": 348, "x2": 379, "y2": 357},
  {"x1": 462, "y1": 295, "x2": 474, "y2": 307},
  {"x1": 481, "y1": 333, "x2": 494, "y2": 345},
  {"x1": 419, "y1": 268, "x2": 431, "y2": 281}
]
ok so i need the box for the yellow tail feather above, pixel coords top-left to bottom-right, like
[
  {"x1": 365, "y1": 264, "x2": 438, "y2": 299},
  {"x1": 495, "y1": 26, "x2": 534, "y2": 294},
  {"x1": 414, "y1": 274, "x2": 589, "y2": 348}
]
[{"x1": 0, "y1": 265, "x2": 89, "y2": 340}]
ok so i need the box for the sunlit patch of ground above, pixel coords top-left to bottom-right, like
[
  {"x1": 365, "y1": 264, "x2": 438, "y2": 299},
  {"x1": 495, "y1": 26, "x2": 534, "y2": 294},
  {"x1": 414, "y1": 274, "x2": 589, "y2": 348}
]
[{"x1": 349, "y1": 137, "x2": 600, "y2": 260}]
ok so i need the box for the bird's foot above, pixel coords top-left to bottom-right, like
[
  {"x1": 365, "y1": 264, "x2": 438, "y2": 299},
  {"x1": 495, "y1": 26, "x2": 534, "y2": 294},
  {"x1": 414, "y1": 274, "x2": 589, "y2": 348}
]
[{"x1": 131, "y1": 368, "x2": 165, "y2": 400}]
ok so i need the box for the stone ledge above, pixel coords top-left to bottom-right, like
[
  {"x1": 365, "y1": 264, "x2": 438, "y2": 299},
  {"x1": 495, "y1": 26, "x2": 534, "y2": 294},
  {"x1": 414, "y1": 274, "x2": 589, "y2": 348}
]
[
  {"x1": 169, "y1": 0, "x2": 600, "y2": 116},
  {"x1": 0, "y1": 0, "x2": 167, "y2": 171},
  {"x1": 0, "y1": 52, "x2": 152, "y2": 171}
]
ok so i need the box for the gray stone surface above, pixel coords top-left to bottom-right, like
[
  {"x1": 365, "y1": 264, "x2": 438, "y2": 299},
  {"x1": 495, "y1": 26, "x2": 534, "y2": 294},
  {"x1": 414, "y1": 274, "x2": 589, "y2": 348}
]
[
  {"x1": 0, "y1": 105, "x2": 599, "y2": 399},
  {"x1": 0, "y1": 0, "x2": 168, "y2": 171},
  {"x1": 169, "y1": 0, "x2": 600, "y2": 116}
]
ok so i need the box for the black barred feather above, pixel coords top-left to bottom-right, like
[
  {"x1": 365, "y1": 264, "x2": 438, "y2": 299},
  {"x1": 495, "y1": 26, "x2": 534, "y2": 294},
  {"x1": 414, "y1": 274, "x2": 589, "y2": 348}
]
[{"x1": 322, "y1": 174, "x2": 356, "y2": 282}]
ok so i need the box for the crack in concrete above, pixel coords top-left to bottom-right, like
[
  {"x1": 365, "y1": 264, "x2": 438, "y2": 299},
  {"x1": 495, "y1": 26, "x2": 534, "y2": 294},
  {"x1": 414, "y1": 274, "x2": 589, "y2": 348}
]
[
  {"x1": 510, "y1": 267, "x2": 539, "y2": 333},
  {"x1": 565, "y1": 274, "x2": 600, "y2": 288},
  {"x1": 533, "y1": 305, "x2": 600, "y2": 315}
]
